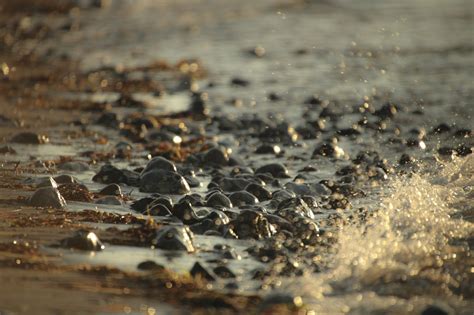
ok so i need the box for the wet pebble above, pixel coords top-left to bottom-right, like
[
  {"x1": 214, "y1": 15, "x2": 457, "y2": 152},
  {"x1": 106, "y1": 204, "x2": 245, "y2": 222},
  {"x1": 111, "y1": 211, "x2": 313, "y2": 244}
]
[
  {"x1": 11, "y1": 132, "x2": 49, "y2": 144},
  {"x1": 245, "y1": 183, "x2": 272, "y2": 201},
  {"x1": 98, "y1": 183, "x2": 122, "y2": 196},
  {"x1": 137, "y1": 260, "x2": 165, "y2": 271},
  {"x1": 93, "y1": 164, "x2": 140, "y2": 186},
  {"x1": 141, "y1": 156, "x2": 177, "y2": 174},
  {"x1": 206, "y1": 192, "x2": 233, "y2": 208},
  {"x1": 202, "y1": 147, "x2": 229, "y2": 167},
  {"x1": 140, "y1": 170, "x2": 190, "y2": 194},
  {"x1": 29, "y1": 187, "x2": 67, "y2": 209},
  {"x1": 228, "y1": 191, "x2": 259, "y2": 207},
  {"x1": 190, "y1": 262, "x2": 215, "y2": 281},
  {"x1": 255, "y1": 163, "x2": 290, "y2": 178},
  {"x1": 152, "y1": 225, "x2": 195, "y2": 252},
  {"x1": 60, "y1": 230, "x2": 104, "y2": 251}
]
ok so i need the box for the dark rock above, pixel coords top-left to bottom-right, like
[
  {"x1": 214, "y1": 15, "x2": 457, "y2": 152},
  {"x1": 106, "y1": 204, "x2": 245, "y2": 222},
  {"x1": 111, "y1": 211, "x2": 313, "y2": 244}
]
[
  {"x1": 152, "y1": 226, "x2": 195, "y2": 252},
  {"x1": 11, "y1": 132, "x2": 49, "y2": 144},
  {"x1": 312, "y1": 142, "x2": 344, "y2": 158},
  {"x1": 60, "y1": 230, "x2": 104, "y2": 251},
  {"x1": 190, "y1": 262, "x2": 215, "y2": 281},
  {"x1": 137, "y1": 260, "x2": 164, "y2": 271},
  {"x1": 96, "y1": 112, "x2": 119, "y2": 127},
  {"x1": 54, "y1": 174, "x2": 76, "y2": 184},
  {"x1": 99, "y1": 184, "x2": 122, "y2": 196},
  {"x1": 245, "y1": 183, "x2": 272, "y2": 201},
  {"x1": 399, "y1": 153, "x2": 414, "y2": 165},
  {"x1": 255, "y1": 163, "x2": 289, "y2": 178},
  {"x1": 255, "y1": 144, "x2": 281, "y2": 155},
  {"x1": 29, "y1": 187, "x2": 67, "y2": 209},
  {"x1": 431, "y1": 123, "x2": 451, "y2": 134},
  {"x1": 230, "y1": 77, "x2": 250, "y2": 87},
  {"x1": 202, "y1": 147, "x2": 229, "y2": 167},
  {"x1": 227, "y1": 210, "x2": 275, "y2": 239},
  {"x1": 139, "y1": 170, "x2": 190, "y2": 194},
  {"x1": 37, "y1": 177, "x2": 58, "y2": 189},
  {"x1": 0, "y1": 145, "x2": 16, "y2": 154},
  {"x1": 228, "y1": 191, "x2": 259, "y2": 207},
  {"x1": 92, "y1": 164, "x2": 140, "y2": 186},
  {"x1": 206, "y1": 192, "x2": 233, "y2": 208},
  {"x1": 420, "y1": 304, "x2": 452, "y2": 315},
  {"x1": 142, "y1": 156, "x2": 177, "y2": 174}
]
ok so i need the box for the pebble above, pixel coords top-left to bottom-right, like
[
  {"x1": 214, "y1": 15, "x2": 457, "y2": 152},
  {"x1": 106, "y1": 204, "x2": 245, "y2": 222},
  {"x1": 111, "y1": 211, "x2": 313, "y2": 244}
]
[
  {"x1": 245, "y1": 183, "x2": 272, "y2": 201},
  {"x1": 190, "y1": 262, "x2": 215, "y2": 281},
  {"x1": 206, "y1": 192, "x2": 233, "y2": 208},
  {"x1": 228, "y1": 191, "x2": 259, "y2": 207},
  {"x1": 139, "y1": 170, "x2": 190, "y2": 194},
  {"x1": 29, "y1": 187, "x2": 67, "y2": 209},
  {"x1": 11, "y1": 132, "x2": 49, "y2": 144},
  {"x1": 152, "y1": 226, "x2": 195, "y2": 252},
  {"x1": 255, "y1": 163, "x2": 290, "y2": 178},
  {"x1": 93, "y1": 164, "x2": 140, "y2": 186},
  {"x1": 202, "y1": 147, "x2": 229, "y2": 167},
  {"x1": 37, "y1": 177, "x2": 59, "y2": 189},
  {"x1": 98, "y1": 183, "x2": 122, "y2": 196},
  {"x1": 141, "y1": 156, "x2": 177, "y2": 174},
  {"x1": 60, "y1": 230, "x2": 105, "y2": 251},
  {"x1": 137, "y1": 260, "x2": 165, "y2": 271}
]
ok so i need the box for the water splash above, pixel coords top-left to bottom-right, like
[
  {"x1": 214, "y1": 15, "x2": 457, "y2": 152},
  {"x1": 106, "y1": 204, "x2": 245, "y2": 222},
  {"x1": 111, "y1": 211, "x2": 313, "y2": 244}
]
[{"x1": 289, "y1": 155, "x2": 474, "y2": 314}]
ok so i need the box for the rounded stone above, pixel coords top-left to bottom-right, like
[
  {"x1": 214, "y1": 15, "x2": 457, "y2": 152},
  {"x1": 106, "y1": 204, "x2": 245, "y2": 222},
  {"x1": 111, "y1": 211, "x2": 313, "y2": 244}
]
[
  {"x1": 142, "y1": 156, "x2": 177, "y2": 174},
  {"x1": 29, "y1": 187, "x2": 67, "y2": 209},
  {"x1": 228, "y1": 191, "x2": 259, "y2": 207},
  {"x1": 140, "y1": 170, "x2": 190, "y2": 194},
  {"x1": 255, "y1": 163, "x2": 290, "y2": 178}
]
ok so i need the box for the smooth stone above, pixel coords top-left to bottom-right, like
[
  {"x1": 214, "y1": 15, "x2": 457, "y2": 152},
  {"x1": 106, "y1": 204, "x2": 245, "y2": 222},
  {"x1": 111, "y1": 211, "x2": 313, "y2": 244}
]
[
  {"x1": 29, "y1": 187, "x2": 67, "y2": 209},
  {"x1": 98, "y1": 184, "x2": 122, "y2": 196},
  {"x1": 272, "y1": 189, "x2": 296, "y2": 201},
  {"x1": 11, "y1": 132, "x2": 49, "y2": 144},
  {"x1": 137, "y1": 260, "x2": 165, "y2": 271},
  {"x1": 255, "y1": 163, "x2": 290, "y2": 178},
  {"x1": 202, "y1": 147, "x2": 229, "y2": 166},
  {"x1": 139, "y1": 170, "x2": 190, "y2": 194},
  {"x1": 184, "y1": 175, "x2": 201, "y2": 188},
  {"x1": 284, "y1": 182, "x2": 312, "y2": 196},
  {"x1": 255, "y1": 144, "x2": 281, "y2": 155},
  {"x1": 228, "y1": 191, "x2": 259, "y2": 207},
  {"x1": 206, "y1": 192, "x2": 233, "y2": 208},
  {"x1": 245, "y1": 183, "x2": 272, "y2": 201},
  {"x1": 92, "y1": 164, "x2": 140, "y2": 186},
  {"x1": 141, "y1": 156, "x2": 177, "y2": 174},
  {"x1": 60, "y1": 230, "x2": 104, "y2": 251},
  {"x1": 152, "y1": 226, "x2": 195, "y2": 252},
  {"x1": 37, "y1": 177, "x2": 58, "y2": 189},
  {"x1": 94, "y1": 196, "x2": 122, "y2": 205},
  {"x1": 308, "y1": 183, "x2": 332, "y2": 196},
  {"x1": 54, "y1": 174, "x2": 76, "y2": 184},
  {"x1": 190, "y1": 262, "x2": 215, "y2": 281}
]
